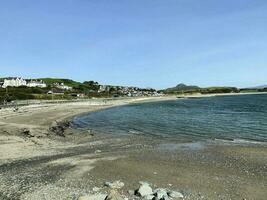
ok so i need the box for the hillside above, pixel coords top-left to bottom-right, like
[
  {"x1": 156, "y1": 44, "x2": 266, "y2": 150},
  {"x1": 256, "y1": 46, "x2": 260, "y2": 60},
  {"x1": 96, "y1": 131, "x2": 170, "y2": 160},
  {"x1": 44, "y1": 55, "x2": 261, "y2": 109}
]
[
  {"x1": 165, "y1": 83, "x2": 200, "y2": 92},
  {"x1": 163, "y1": 83, "x2": 239, "y2": 94},
  {"x1": 39, "y1": 78, "x2": 81, "y2": 87},
  {"x1": 251, "y1": 85, "x2": 267, "y2": 89}
]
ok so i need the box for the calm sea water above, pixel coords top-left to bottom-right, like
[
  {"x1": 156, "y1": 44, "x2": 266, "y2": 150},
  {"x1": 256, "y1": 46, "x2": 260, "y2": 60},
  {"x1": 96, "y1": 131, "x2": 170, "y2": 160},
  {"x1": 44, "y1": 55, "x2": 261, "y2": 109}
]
[{"x1": 73, "y1": 94, "x2": 267, "y2": 142}]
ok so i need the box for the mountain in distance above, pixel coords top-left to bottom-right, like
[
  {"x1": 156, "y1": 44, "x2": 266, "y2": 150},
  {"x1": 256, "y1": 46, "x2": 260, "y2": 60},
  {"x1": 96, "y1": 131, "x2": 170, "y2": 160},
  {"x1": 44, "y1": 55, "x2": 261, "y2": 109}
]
[
  {"x1": 165, "y1": 83, "x2": 200, "y2": 92},
  {"x1": 249, "y1": 85, "x2": 267, "y2": 89}
]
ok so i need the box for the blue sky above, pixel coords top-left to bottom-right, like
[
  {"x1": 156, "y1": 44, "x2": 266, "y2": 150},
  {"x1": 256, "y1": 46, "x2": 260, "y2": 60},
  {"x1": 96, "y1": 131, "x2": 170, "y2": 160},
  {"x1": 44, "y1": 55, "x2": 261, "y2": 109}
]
[{"x1": 0, "y1": 0, "x2": 266, "y2": 89}]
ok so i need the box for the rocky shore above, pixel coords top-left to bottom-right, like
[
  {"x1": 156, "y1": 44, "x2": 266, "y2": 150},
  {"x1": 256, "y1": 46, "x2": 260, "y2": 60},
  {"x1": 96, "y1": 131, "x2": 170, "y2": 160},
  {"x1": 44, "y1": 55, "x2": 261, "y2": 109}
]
[
  {"x1": 77, "y1": 181, "x2": 184, "y2": 200},
  {"x1": 0, "y1": 97, "x2": 266, "y2": 200}
]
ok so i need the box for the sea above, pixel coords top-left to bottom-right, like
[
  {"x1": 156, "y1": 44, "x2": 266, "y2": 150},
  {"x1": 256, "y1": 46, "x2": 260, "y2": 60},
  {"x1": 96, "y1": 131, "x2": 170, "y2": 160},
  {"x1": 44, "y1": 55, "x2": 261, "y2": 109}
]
[{"x1": 72, "y1": 94, "x2": 267, "y2": 143}]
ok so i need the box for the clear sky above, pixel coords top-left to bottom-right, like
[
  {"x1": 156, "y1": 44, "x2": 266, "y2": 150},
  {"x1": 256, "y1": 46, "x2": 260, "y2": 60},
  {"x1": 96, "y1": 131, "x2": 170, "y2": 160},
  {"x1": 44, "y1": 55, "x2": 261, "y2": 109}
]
[{"x1": 0, "y1": 0, "x2": 266, "y2": 89}]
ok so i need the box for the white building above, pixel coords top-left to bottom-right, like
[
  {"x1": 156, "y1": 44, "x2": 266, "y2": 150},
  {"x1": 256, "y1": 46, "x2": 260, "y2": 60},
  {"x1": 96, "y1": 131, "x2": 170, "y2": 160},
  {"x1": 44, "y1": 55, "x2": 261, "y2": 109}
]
[
  {"x1": 54, "y1": 83, "x2": 73, "y2": 90},
  {"x1": 98, "y1": 85, "x2": 111, "y2": 93},
  {"x1": 2, "y1": 77, "x2": 27, "y2": 88},
  {"x1": 27, "y1": 80, "x2": 47, "y2": 88}
]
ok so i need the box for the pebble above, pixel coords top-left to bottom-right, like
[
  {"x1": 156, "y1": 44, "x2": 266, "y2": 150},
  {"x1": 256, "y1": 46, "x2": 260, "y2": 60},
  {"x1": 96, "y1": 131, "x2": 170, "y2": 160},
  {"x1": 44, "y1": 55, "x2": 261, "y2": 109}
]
[
  {"x1": 77, "y1": 194, "x2": 107, "y2": 200},
  {"x1": 168, "y1": 191, "x2": 184, "y2": 199},
  {"x1": 105, "y1": 190, "x2": 124, "y2": 200},
  {"x1": 92, "y1": 187, "x2": 101, "y2": 192},
  {"x1": 104, "y1": 181, "x2": 125, "y2": 189}
]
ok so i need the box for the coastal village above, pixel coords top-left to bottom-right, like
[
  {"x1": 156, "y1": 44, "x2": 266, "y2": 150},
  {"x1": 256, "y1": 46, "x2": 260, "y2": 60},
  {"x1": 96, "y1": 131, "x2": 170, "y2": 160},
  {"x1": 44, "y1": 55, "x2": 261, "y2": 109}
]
[{"x1": 0, "y1": 77, "x2": 162, "y2": 100}]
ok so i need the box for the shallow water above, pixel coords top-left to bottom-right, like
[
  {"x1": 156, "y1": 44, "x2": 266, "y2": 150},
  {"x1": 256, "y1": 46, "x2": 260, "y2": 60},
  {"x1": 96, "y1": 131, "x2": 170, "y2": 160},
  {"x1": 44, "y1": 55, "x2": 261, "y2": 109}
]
[{"x1": 73, "y1": 94, "x2": 267, "y2": 142}]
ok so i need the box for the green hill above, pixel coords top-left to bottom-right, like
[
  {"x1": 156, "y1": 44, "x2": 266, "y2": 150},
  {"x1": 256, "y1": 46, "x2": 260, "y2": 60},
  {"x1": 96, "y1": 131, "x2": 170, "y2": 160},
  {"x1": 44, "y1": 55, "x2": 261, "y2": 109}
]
[{"x1": 39, "y1": 78, "x2": 81, "y2": 87}]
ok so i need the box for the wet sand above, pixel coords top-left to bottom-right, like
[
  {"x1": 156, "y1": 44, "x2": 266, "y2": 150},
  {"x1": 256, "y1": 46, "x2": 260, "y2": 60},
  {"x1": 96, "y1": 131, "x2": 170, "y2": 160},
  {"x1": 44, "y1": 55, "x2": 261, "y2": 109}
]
[{"x1": 0, "y1": 96, "x2": 267, "y2": 200}]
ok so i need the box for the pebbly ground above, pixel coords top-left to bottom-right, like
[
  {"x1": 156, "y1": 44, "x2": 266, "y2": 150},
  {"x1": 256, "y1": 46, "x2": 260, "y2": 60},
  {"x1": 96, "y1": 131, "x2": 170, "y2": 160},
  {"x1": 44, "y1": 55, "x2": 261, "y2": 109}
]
[{"x1": 0, "y1": 130, "x2": 266, "y2": 200}]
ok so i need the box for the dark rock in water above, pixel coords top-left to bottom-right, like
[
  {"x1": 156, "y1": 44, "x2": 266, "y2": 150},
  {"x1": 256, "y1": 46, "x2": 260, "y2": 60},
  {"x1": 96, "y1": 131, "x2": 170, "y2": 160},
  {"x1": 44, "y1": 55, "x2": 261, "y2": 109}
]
[{"x1": 48, "y1": 120, "x2": 71, "y2": 137}]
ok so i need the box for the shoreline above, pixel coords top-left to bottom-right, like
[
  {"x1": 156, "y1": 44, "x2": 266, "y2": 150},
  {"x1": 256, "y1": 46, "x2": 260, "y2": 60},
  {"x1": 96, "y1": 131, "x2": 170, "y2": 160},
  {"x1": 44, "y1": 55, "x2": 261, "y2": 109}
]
[{"x1": 0, "y1": 94, "x2": 267, "y2": 199}]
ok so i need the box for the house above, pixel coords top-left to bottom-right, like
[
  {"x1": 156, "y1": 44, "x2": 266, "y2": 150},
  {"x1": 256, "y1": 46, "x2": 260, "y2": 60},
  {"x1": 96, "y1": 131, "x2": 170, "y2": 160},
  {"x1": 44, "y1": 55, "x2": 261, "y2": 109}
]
[
  {"x1": 98, "y1": 85, "x2": 111, "y2": 93},
  {"x1": 54, "y1": 83, "x2": 73, "y2": 90},
  {"x1": 70, "y1": 93, "x2": 85, "y2": 98},
  {"x1": 27, "y1": 80, "x2": 47, "y2": 88},
  {"x1": 2, "y1": 77, "x2": 27, "y2": 88}
]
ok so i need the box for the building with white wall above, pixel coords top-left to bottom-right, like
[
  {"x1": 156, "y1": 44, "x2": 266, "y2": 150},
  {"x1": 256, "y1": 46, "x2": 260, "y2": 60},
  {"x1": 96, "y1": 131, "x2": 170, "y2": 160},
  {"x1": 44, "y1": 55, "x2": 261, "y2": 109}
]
[
  {"x1": 27, "y1": 80, "x2": 47, "y2": 88},
  {"x1": 2, "y1": 77, "x2": 27, "y2": 88}
]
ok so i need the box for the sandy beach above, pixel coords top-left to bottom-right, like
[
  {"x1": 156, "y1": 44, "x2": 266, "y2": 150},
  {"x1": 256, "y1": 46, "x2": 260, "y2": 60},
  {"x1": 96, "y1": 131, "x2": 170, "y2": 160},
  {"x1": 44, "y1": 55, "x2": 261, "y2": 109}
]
[{"x1": 0, "y1": 95, "x2": 267, "y2": 200}]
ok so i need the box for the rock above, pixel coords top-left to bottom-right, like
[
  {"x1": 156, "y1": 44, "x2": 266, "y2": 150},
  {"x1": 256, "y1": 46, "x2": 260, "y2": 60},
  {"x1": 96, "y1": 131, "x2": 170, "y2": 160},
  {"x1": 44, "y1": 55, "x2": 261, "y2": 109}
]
[
  {"x1": 49, "y1": 120, "x2": 70, "y2": 137},
  {"x1": 143, "y1": 194, "x2": 155, "y2": 200},
  {"x1": 135, "y1": 182, "x2": 153, "y2": 197},
  {"x1": 154, "y1": 188, "x2": 168, "y2": 199},
  {"x1": 105, "y1": 190, "x2": 124, "y2": 200},
  {"x1": 104, "y1": 181, "x2": 124, "y2": 189},
  {"x1": 95, "y1": 150, "x2": 102, "y2": 153},
  {"x1": 21, "y1": 128, "x2": 34, "y2": 138},
  {"x1": 92, "y1": 187, "x2": 101, "y2": 192},
  {"x1": 77, "y1": 194, "x2": 107, "y2": 200},
  {"x1": 161, "y1": 195, "x2": 170, "y2": 200},
  {"x1": 167, "y1": 191, "x2": 184, "y2": 199},
  {"x1": 77, "y1": 196, "x2": 87, "y2": 200},
  {"x1": 127, "y1": 190, "x2": 135, "y2": 195}
]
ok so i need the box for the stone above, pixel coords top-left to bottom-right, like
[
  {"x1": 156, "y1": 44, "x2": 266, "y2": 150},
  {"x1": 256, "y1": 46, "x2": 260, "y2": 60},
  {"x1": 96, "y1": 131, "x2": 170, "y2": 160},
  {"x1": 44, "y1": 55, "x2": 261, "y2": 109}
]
[
  {"x1": 105, "y1": 190, "x2": 124, "y2": 200},
  {"x1": 49, "y1": 120, "x2": 70, "y2": 137},
  {"x1": 77, "y1": 194, "x2": 107, "y2": 200},
  {"x1": 143, "y1": 194, "x2": 155, "y2": 200},
  {"x1": 160, "y1": 195, "x2": 170, "y2": 200},
  {"x1": 127, "y1": 190, "x2": 135, "y2": 195},
  {"x1": 167, "y1": 191, "x2": 184, "y2": 199},
  {"x1": 154, "y1": 188, "x2": 168, "y2": 199},
  {"x1": 104, "y1": 181, "x2": 124, "y2": 189},
  {"x1": 21, "y1": 128, "x2": 34, "y2": 138},
  {"x1": 136, "y1": 182, "x2": 153, "y2": 197},
  {"x1": 92, "y1": 187, "x2": 101, "y2": 192}
]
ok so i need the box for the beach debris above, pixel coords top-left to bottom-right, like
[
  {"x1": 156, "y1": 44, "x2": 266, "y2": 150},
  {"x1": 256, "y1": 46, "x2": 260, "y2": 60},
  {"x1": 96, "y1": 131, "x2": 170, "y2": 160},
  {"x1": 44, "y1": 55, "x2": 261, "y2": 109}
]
[
  {"x1": 105, "y1": 190, "x2": 124, "y2": 200},
  {"x1": 135, "y1": 182, "x2": 153, "y2": 197},
  {"x1": 104, "y1": 181, "x2": 125, "y2": 189}
]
